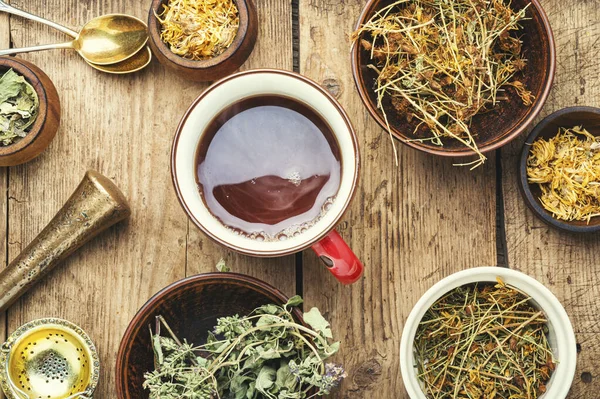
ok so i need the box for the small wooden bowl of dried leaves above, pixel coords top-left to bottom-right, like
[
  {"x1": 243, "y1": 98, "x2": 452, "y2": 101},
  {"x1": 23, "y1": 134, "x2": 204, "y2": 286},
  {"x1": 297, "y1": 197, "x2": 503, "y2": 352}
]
[
  {"x1": 116, "y1": 273, "x2": 346, "y2": 399},
  {"x1": 351, "y1": 0, "x2": 555, "y2": 168},
  {"x1": 0, "y1": 57, "x2": 60, "y2": 166},
  {"x1": 519, "y1": 106, "x2": 600, "y2": 233},
  {"x1": 148, "y1": 0, "x2": 258, "y2": 82}
]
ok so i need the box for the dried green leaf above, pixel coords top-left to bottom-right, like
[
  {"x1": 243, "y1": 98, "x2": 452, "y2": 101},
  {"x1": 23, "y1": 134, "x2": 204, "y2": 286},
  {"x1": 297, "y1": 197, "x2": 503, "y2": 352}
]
[
  {"x1": 255, "y1": 366, "x2": 276, "y2": 394},
  {"x1": 0, "y1": 68, "x2": 38, "y2": 146},
  {"x1": 215, "y1": 258, "x2": 230, "y2": 272},
  {"x1": 303, "y1": 307, "x2": 333, "y2": 339},
  {"x1": 285, "y1": 295, "x2": 303, "y2": 308}
]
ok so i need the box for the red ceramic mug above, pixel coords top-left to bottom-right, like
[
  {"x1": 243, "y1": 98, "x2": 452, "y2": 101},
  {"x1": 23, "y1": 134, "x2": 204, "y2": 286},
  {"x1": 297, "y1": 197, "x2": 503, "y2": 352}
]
[{"x1": 171, "y1": 69, "x2": 363, "y2": 284}]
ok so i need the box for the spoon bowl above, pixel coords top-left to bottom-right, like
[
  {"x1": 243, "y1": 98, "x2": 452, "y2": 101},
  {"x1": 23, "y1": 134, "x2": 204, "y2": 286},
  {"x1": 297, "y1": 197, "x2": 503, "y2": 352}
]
[
  {"x1": 0, "y1": 13, "x2": 148, "y2": 66},
  {"x1": 76, "y1": 14, "x2": 148, "y2": 65},
  {"x1": 86, "y1": 46, "x2": 152, "y2": 74}
]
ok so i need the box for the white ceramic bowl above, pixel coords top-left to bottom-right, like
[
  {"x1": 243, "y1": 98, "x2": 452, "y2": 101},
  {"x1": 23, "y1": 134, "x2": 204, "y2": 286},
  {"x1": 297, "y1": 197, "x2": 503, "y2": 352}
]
[{"x1": 400, "y1": 267, "x2": 577, "y2": 399}]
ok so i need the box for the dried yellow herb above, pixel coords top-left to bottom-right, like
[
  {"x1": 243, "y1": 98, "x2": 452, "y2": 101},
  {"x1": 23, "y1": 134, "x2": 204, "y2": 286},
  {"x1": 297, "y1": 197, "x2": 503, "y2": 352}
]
[
  {"x1": 157, "y1": 0, "x2": 239, "y2": 60},
  {"x1": 527, "y1": 126, "x2": 600, "y2": 223}
]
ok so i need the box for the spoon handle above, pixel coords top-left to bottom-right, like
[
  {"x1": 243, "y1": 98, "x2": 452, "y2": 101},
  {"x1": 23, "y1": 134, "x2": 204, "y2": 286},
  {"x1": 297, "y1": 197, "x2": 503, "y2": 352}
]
[
  {"x1": 0, "y1": 0, "x2": 78, "y2": 38},
  {"x1": 0, "y1": 41, "x2": 74, "y2": 56}
]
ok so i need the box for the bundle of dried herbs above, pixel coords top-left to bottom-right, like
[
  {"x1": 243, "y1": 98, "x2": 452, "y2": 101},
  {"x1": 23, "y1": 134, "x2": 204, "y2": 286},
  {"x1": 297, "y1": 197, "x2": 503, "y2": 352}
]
[
  {"x1": 414, "y1": 279, "x2": 555, "y2": 398},
  {"x1": 0, "y1": 69, "x2": 39, "y2": 146},
  {"x1": 527, "y1": 126, "x2": 600, "y2": 223},
  {"x1": 157, "y1": 0, "x2": 239, "y2": 60},
  {"x1": 352, "y1": 0, "x2": 532, "y2": 168},
  {"x1": 143, "y1": 296, "x2": 346, "y2": 398}
]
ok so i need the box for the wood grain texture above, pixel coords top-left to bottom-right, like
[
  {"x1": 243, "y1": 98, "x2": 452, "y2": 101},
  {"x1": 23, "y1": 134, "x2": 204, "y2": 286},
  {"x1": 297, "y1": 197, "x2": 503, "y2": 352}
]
[
  {"x1": 186, "y1": 0, "x2": 297, "y2": 297},
  {"x1": 299, "y1": 0, "x2": 497, "y2": 397},
  {"x1": 4, "y1": 1, "x2": 295, "y2": 398},
  {"x1": 502, "y1": 1, "x2": 600, "y2": 397},
  {"x1": 7, "y1": 1, "x2": 187, "y2": 397},
  {"x1": 0, "y1": 6, "x2": 9, "y2": 399}
]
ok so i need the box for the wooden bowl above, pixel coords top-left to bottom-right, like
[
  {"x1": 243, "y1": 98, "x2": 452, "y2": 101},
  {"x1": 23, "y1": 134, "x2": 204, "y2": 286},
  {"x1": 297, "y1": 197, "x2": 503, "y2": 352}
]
[
  {"x1": 0, "y1": 57, "x2": 60, "y2": 166},
  {"x1": 519, "y1": 106, "x2": 600, "y2": 233},
  {"x1": 148, "y1": 0, "x2": 258, "y2": 82},
  {"x1": 351, "y1": 0, "x2": 555, "y2": 158},
  {"x1": 115, "y1": 273, "x2": 303, "y2": 399}
]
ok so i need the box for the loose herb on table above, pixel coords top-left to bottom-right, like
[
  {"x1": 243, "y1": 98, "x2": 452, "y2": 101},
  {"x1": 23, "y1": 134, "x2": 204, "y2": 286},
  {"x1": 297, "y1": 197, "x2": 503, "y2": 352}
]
[
  {"x1": 0, "y1": 69, "x2": 39, "y2": 146},
  {"x1": 352, "y1": 0, "x2": 532, "y2": 168},
  {"x1": 527, "y1": 126, "x2": 600, "y2": 223},
  {"x1": 143, "y1": 296, "x2": 346, "y2": 398},
  {"x1": 414, "y1": 279, "x2": 555, "y2": 398},
  {"x1": 157, "y1": 0, "x2": 240, "y2": 60}
]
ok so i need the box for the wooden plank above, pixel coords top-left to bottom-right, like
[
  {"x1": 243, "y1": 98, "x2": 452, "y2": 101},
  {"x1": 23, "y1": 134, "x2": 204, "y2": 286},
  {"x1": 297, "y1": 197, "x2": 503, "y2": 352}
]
[
  {"x1": 501, "y1": 1, "x2": 600, "y2": 397},
  {"x1": 6, "y1": 1, "x2": 190, "y2": 397},
  {"x1": 186, "y1": 0, "x2": 297, "y2": 296},
  {"x1": 0, "y1": 6, "x2": 10, "y2": 399},
  {"x1": 298, "y1": 1, "x2": 497, "y2": 397},
  {"x1": 5, "y1": 1, "x2": 295, "y2": 398}
]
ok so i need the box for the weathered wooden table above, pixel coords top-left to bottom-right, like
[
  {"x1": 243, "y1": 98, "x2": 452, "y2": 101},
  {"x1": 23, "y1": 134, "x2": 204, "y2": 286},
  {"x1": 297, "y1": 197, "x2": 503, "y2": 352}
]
[{"x1": 0, "y1": 0, "x2": 598, "y2": 397}]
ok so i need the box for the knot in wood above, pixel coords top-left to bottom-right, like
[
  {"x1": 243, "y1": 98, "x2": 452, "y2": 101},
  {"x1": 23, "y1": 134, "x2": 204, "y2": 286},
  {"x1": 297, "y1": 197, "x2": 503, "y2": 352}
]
[
  {"x1": 322, "y1": 78, "x2": 342, "y2": 99},
  {"x1": 352, "y1": 358, "x2": 382, "y2": 388}
]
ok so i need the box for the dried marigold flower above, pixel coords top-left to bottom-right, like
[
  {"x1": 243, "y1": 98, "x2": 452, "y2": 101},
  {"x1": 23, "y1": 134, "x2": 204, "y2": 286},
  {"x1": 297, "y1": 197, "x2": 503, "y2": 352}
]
[{"x1": 157, "y1": 0, "x2": 239, "y2": 60}]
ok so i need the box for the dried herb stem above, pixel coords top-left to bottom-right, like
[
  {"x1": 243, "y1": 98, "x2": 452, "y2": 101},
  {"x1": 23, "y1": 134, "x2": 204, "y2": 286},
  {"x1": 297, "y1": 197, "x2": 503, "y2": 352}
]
[
  {"x1": 352, "y1": 0, "x2": 532, "y2": 168},
  {"x1": 414, "y1": 281, "x2": 555, "y2": 398}
]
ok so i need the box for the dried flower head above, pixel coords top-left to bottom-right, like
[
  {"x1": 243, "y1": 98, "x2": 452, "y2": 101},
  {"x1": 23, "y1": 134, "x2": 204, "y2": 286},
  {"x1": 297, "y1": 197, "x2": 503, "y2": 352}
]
[{"x1": 157, "y1": 0, "x2": 239, "y2": 60}]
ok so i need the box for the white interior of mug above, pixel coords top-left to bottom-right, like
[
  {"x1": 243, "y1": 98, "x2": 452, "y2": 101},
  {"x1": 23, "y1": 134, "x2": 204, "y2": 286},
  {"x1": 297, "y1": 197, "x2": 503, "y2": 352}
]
[{"x1": 172, "y1": 70, "x2": 358, "y2": 256}]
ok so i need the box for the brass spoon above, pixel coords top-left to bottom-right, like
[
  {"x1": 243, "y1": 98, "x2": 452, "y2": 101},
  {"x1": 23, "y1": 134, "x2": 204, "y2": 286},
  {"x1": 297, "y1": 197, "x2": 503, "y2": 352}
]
[
  {"x1": 0, "y1": 6, "x2": 148, "y2": 65},
  {"x1": 0, "y1": 0, "x2": 151, "y2": 73}
]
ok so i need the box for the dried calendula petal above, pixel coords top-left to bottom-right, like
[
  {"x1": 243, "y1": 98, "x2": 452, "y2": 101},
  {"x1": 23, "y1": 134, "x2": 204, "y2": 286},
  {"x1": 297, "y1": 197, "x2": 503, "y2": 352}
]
[
  {"x1": 527, "y1": 126, "x2": 600, "y2": 223},
  {"x1": 0, "y1": 69, "x2": 39, "y2": 146},
  {"x1": 157, "y1": 0, "x2": 240, "y2": 60}
]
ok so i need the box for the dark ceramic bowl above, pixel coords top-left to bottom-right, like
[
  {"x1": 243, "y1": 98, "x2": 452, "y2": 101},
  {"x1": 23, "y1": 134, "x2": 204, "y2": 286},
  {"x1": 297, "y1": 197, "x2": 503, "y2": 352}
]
[
  {"x1": 0, "y1": 57, "x2": 60, "y2": 166},
  {"x1": 351, "y1": 0, "x2": 555, "y2": 157},
  {"x1": 115, "y1": 273, "x2": 302, "y2": 399},
  {"x1": 148, "y1": 0, "x2": 258, "y2": 82},
  {"x1": 519, "y1": 106, "x2": 600, "y2": 233}
]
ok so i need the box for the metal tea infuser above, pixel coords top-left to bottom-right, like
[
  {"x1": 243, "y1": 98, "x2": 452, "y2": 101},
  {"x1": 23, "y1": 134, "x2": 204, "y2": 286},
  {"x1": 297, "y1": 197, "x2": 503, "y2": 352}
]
[{"x1": 0, "y1": 318, "x2": 99, "y2": 399}]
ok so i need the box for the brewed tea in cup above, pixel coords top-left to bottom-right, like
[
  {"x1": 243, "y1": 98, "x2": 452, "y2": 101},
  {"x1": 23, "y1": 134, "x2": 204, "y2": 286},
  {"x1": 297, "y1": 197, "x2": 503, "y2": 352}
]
[
  {"x1": 172, "y1": 69, "x2": 363, "y2": 284},
  {"x1": 196, "y1": 95, "x2": 341, "y2": 241}
]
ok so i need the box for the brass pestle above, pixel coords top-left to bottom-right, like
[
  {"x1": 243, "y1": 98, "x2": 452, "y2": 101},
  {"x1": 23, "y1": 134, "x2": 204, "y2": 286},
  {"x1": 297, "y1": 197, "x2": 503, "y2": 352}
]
[{"x1": 0, "y1": 170, "x2": 131, "y2": 312}]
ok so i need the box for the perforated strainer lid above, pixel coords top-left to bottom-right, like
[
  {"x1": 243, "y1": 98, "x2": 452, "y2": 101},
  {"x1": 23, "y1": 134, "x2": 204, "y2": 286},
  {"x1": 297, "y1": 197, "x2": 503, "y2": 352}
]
[{"x1": 0, "y1": 318, "x2": 99, "y2": 399}]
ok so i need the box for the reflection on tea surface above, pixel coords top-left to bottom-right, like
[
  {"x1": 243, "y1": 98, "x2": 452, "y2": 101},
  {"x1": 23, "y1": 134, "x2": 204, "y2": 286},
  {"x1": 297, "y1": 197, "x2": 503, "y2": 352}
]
[{"x1": 196, "y1": 96, "x2": 341, "y2": 241}]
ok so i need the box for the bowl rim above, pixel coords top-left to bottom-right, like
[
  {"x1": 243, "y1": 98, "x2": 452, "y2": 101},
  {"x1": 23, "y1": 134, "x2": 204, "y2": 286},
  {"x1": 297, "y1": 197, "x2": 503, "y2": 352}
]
[
  {"x1": 350, "y1": 0, "x2": 556, "y2": 157},
  {"x1": 399, "y1": 266, "x2": 577, "y2": 399},
  {"x1": 0, "y1": 57, "x2": 52, "y2": 157},
  {"x1": 115, "y1": 272, "x2": 302, "y2": 399},
  {"x1": 148, "y1": 0, "x2": 253, "y2": 69},
  {"x1": 170, "y1": 68, "x2": 360, "y2": 257},
  {"x1": 519, "y1": 105, "x2": 600, "y2": 233}
]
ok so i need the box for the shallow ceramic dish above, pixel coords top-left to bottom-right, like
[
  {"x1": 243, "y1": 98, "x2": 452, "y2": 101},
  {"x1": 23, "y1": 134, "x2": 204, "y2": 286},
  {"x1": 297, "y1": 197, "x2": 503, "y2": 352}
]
[
  {"x1": 400, "y1": 267, "x2": 577, "y2": 399},
  {"x1": 115, "y1": 273, "x2": 304, "y2": 399},
  {"x1": 519, "y1": 106, "x2": 600, "y2": 233},
  {"x1": 0, "y1": 57, "x2": 60, "y2": 166},
  {"x1": 148, "y1": 0, "x2": 258, "y2": 82},
  {"x1": 351, "y1": 0, "x2": 555, "y2": 157}
]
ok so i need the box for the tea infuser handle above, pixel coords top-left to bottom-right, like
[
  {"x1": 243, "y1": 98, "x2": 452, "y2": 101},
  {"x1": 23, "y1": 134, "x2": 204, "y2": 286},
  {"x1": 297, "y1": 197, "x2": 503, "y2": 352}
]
[{"x1": 311, "y1": 230, "x2": 364, "y2": 284}]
